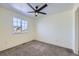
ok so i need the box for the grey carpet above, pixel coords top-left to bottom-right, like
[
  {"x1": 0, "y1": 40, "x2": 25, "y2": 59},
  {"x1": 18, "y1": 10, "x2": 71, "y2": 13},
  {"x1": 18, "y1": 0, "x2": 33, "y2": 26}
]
[{"x1": 0, "y1": 40, "x2": 77, "y2": 56}]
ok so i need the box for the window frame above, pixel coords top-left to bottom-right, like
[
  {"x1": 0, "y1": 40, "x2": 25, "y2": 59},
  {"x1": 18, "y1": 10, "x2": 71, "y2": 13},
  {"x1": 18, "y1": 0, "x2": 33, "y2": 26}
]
[{"x1": 13, "y1": 16, "x2": 28, "y2": 33}]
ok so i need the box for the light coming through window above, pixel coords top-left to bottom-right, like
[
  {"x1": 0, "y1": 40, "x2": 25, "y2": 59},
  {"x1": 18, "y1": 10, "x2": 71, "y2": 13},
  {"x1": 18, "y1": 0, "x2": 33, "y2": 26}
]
[{"x1": 13, "y1": 17, "x2": 28, "y2": 32}]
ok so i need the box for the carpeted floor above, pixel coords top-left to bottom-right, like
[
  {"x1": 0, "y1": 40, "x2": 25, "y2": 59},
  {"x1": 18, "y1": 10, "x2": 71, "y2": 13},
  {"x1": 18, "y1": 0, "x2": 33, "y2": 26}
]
[{"x1": 0, "y1": 40, "x2": 77, "y2": 56}]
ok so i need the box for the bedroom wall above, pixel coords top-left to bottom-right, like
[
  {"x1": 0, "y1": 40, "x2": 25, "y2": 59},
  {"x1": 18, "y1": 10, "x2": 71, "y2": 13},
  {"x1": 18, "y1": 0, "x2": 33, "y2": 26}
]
[
  {"x1": 76, "y1": 7, "x2": 79, "y2": 52},
  {"x1": 78, "y1": 9, "x2": 79, "y2": 52},
  {"x1": 36, "y1": 9, "x2": 74, "y2": 50},
  {"x1": 0, "y1": 7, "x2": 36, "y2": 51}
]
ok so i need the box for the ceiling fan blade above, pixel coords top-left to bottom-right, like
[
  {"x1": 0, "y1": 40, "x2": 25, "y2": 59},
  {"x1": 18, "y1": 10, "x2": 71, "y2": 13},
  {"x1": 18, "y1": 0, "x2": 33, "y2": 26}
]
[
  {"x1": 28, "y1": 11, "x2": 35, "y2": 13},
  {"x1": 38, "y1": 12, "x2": 47, "y2": 15},
  {"x1": 37, "y1": 4, "x2": 47, "y2": 12},
  {"x1": 27, "y1": 3, "x2": 35, "y2": 11}
]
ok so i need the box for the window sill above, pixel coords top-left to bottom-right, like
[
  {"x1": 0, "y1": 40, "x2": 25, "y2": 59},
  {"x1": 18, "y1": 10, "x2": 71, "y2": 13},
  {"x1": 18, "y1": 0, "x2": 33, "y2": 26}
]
[{"x1": 12, "y1": 31, "x2": 28, "y2": 35}]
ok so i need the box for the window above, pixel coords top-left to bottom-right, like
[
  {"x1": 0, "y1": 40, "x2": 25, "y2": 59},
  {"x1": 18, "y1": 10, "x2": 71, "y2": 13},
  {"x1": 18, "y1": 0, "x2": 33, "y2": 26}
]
[{"x1": 13, "y1": 17, "x2": 28, "y2": 32}]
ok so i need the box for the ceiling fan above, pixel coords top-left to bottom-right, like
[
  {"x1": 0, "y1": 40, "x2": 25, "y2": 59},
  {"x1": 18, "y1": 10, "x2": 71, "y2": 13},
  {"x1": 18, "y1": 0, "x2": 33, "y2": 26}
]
[{"x1": 27, "y1": 3, "x2": 48, "y2": 16}]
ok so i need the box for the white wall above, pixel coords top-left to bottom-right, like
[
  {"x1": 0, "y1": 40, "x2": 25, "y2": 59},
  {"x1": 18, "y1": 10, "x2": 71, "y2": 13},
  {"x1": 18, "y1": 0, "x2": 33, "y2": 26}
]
[
  {"x1": 0, "y1": 7, "x2": 36, "y2": 51},
  {"x1": 77, "y1": 8, "x2": 79, "y2": 51},
  {"x1": 74, "y1": 8, "x2": 79, "y2": 54},
  {"x1": 36, "y1": 9, "x2": 74, "y2": 49},
  {"x1": 76, "y1": 7, "x2": 79, "y2": 52},
  {"x1": 72, "y1": 5, "x2": 79, "y2": 54},
  {"x1": 78, "y1": 10, "x2": 79, "y2": 52}
]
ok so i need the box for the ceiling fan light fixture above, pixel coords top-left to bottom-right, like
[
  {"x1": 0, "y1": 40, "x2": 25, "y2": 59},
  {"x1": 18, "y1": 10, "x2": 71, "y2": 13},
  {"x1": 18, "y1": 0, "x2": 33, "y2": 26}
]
[
  {"x1": 27, "y1": 3, "x2": 47, "y2": 17},
  {"x1": 35, "y1": 12, "x2": 38, "y2": 16}
]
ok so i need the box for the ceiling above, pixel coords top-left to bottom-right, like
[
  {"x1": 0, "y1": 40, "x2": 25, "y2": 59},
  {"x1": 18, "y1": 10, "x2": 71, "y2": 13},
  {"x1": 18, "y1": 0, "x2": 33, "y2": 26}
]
[{"x1": 0, "y1": 3, "x2": 75, "y2": 19}]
